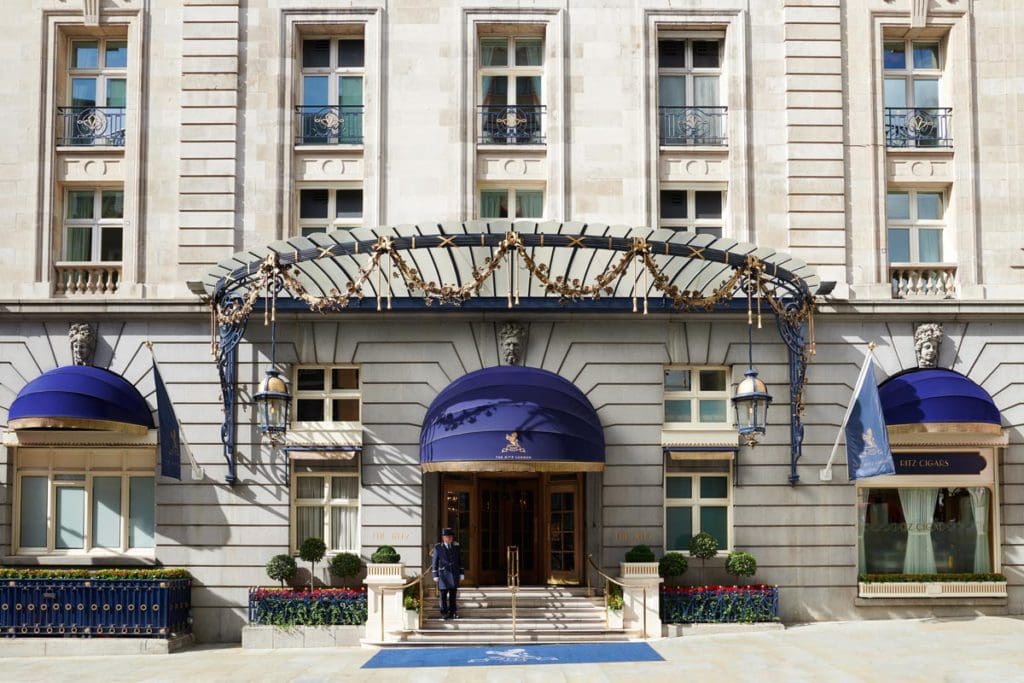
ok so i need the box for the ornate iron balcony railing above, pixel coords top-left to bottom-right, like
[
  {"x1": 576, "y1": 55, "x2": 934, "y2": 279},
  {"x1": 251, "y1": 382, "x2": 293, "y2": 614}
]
[
  {"x1": 889, "y1": 263, "x2": 957, "y2": 299},
  {"x1": 658, "y1": 106, "x2": 727, "y2": 146},
  {"x1": 57, "y1": 106, "x2": 126, "y2": 146},
  {"x1": 295, "y1": 105, "x2": 364, "y2": 145},
  {"x1": 478, "y1": 105, "x2": 546, "y2": 144},
  {"x1": 884, "y1": 107, "x2": 952, "y2": 148}
]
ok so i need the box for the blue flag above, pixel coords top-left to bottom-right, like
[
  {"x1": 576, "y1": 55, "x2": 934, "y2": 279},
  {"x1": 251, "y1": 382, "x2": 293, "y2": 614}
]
[
  {"x1": 152, "y1": 357, "x2": 182, "y2": 480},
  {"x1": 845, "y1": 355, "x2": 895, "y2": 480}
]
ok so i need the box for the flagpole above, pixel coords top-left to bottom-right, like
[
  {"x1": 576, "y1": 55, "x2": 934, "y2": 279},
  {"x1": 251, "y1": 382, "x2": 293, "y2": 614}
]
[{"x1": 819, "y1": 343, "x2": 876, "y2": 482}]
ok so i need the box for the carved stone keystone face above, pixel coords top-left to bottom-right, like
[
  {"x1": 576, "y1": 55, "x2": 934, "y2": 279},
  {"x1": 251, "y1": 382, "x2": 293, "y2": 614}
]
[
  {"x1": 69, "y1": 322, "x2": 97, "y2": 366},
  {"x1": 499, "y1": 322, "x2": 526, "y2": 366},
  {"x1": 914, "y1": 322, "x2": 943, "y2": 369}
]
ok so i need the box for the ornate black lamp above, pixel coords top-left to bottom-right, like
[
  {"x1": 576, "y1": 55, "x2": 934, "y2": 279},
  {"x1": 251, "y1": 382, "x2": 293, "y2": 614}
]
[
  {"x1": 253, "y1": 300, "x2": 291, "y2": 440},
  {"x1": 732, "y1": 324, "x2": 773, "y2": 446}
]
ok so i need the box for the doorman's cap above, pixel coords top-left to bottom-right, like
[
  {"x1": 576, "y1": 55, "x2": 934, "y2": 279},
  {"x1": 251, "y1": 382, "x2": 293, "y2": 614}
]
[{"x1": 441, "y1": 527, "x2": 454, "y2": 537}]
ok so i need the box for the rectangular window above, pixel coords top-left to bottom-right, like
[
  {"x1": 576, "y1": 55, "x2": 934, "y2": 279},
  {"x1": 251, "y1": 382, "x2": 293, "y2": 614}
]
[
  {"x1": 883, "y1": 39, "x2": 949, "y2": 147},
  {"x1": 665, "y1": 472, "x2": 731, "y2": 552},
  {"x1": 479, "y1": 188, "x2": 544, "y2": 219},
  {"x1": 297, "y1": 188, "x2": 363, "y2": 237},
  {"x1": 659, "y1": 188, "x2": 724, "y2": 237},
  {"x1": 886, "y1": 189, "x2": 945, "y2": 264},
  {"x1": 63, "y1": 38, "x2": 127, "y2": 146},
  {"x1": 478, "y1": 35, "x2": 545, "y2": 144},
  {"x1": 293, "y1": 366, "x2": 361, "y2": 426},
  {"x1": 298, "y1": 36, "x2": 365, "y2": 144},
  {"x1": 657, "y1": 37, "x2": 725, "y2": 145},
  {"x1": 663, "y1": 367, "x2": 731, "y2": 427},
  {"x1": 62, "y1": 189, "x2": 124, "y2": 263},
  {"x1": 291, "y1": 468, "x2": 360, "y2": 553}
]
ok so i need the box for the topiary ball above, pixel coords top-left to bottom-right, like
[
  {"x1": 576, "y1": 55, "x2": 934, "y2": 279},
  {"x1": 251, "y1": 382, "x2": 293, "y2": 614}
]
[
  {"x1": 624, "y1": 544, "x2": 656, "y2": 562},
  {"x1": 371, "y1": 545, "x2": 401, "y2": 563},
  {"x1": 689, "y1": 532, "x2": 719, "y2": 560},
  {"x1": 329, "y1": 552, "x2": 362, "y2": 578},
  {"x1": 266, "y1": 554, "x2": 297, "y2": 586},
  {"x1": 658, "y1": 552, "x2": 688, "y2": 578},
  {"x1": 725, "y1": 551, "x2": 757, "y2": 578},
  {"x1": 299, "y1": 537, "x2": 327, "y2": 564}
]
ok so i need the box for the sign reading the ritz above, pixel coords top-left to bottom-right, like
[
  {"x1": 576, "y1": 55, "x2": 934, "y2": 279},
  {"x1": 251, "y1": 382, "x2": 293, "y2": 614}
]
[{"x1": 893, "y1": 453, "x2": 987, "y2": 476}]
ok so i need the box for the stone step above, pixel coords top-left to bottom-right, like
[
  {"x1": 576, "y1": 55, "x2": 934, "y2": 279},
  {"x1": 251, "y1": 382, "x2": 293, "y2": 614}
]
[
  {"x1": 420, "y1": 620, "x2": 608, "y2": 631},
  {"x1": 423, "y1": 600, "x2": 605, "y2": 611},
  {"x1": 392, "y1": 629, "x2": 633, "y2": 645},
  {"x1": 422, "y1": 607, "x2": 605, "y2": 619}
]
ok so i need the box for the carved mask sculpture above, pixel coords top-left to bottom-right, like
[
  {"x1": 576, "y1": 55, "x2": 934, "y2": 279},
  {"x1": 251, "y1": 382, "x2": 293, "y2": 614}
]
[
  {"x1": 69, "y1": 322, "x2": 97, "y2": 366},
  {"x1": 499, "y1": 322, "x2": 526, "y2": 366},
  {"x1": 913, "y1": 322, "x2": 943, "y2": 369}
]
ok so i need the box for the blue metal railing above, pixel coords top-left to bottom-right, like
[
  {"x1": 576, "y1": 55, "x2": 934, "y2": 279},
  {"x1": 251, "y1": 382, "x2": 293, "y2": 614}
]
[
  {"x1": 660, "y1": 585, "x2": 779, "y2": 624},
  {"x1": 0, "y1": 578, "x2": 191, "y2": 637},
  {"x1": 658, "y1": 106, "x2": 727, "y2": 146},
  {"x1": 295, "y1": 105, "x2": 364, "y2": 144},
  {"x1": 478, "y1": 105, "x2": 546, "y2": 144},
  {"x1": 884, "y1": 107, "x2": 952, "y2": 148},
  {"x1": 57, "y1": 107, "x2": 126, "y2": 146}
]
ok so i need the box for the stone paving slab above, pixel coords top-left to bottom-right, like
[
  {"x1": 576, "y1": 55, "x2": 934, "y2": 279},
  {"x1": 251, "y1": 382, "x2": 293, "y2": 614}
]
[{"x1": 0, "y1": 617, "x2": 1020, "y2": 681}]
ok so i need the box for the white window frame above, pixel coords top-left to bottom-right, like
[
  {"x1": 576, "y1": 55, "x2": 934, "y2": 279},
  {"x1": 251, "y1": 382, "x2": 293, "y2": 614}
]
[
  {"x1": 290, "y1": 469, "x2": 361, "y2": 554},
  {"x1": 68, "y1": 38, "x2": 128, "y2": 109},
  {"x1": 659, "y1": 187, "x2": 726, "y2": 236},
  {"x1": 477, "y1": 186, "x2": 545, "y2": 220},
  {"x1": 477, "y1": 35, "x2": 544, "y2": 108},
  {"x1": 295, "y1": 186, "x2": 363, "y2": 237},
  {"x1": 12, "y1": 449, "x2": 155, "y2": 556},
  {"x1": 664, "y1": 471, "x2": 733, "y2": 554},
  {"x1": 656, "y1": 35, "x2": 724, "y2": 107},
  {"x1": 299, "y1": 37, "x2": 365, "y2": 106},
  {"x1": 291, "y1": 365, "x2": 362, "y2": 430},
  {"x1": 886, "y1": 188, "x2": 946, "y2": 265},
  {"x1": 62, "y1": 188, "x2": 124, "y2": 263},
  {"x1": 663, "y1": 366, "x2": 732, "y2": 430},
  {"x1": 882, "y1": 39, "x2": 944, "y2": 109}
]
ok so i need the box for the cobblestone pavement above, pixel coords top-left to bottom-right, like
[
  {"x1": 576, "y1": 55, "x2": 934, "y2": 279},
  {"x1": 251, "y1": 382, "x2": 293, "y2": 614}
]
[{"x1": 0, "y1": 617, "x2": 1020, "y2": 682}]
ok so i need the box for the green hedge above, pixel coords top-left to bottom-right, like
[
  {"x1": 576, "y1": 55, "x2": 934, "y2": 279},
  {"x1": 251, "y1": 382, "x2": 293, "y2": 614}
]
[
  {"x1": 858, "y1": 573, "x2": 1006, "y2": 583},
  {"x1": 0, "y1": 568, "x2": 190, "y2": 580}
]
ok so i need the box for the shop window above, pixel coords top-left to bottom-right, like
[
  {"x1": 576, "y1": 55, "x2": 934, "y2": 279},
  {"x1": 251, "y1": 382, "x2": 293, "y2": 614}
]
[
  {"x1": 657, "y1": 36, "x2": 725, "y2": 145},
  {"x1": 297, "y1": 36, "x2": 364, "y2": 144},
  {"x1": 292, "y1": 366, "x2": 361, "y2": 426},
  {"x1": 291, "y1": 461, "x2": 359, "y2": 553},
  {"x1": 860, "y1": 486, "x2": 992, "y2": 574},
  {"x1": 664, "y1": 471, "x2": 731, "y2": 552},
  {"x1": 60, "y1": 38, "x2": 127, "y2": 146},
  {"x1": 663, "y1": 367, "x2": 731, "y2": 427},
  {"x1": 479, "y1": 188, "x2": 544, "y2": 219},
  {"x1": 659, "y1": 188, "x2": 724, "y2": 237},
  {"x1": 297, "y1": 187, "x2": 363, "y2": 236},
  {"x1": 883, "y1": 39, "x2": 950, "y2": 147},
  {"x1": 478, "y1": 35, "x2": 544, "y2": 144}
]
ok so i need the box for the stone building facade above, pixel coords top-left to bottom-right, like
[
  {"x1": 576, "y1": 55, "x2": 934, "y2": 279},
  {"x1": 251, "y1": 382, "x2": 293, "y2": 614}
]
[{"x1": 0, "y1": 0, "x2": 1022, "y2": 643}]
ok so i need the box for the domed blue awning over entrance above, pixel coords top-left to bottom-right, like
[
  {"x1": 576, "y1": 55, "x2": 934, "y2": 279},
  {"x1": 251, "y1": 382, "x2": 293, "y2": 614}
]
[
  {"x1": 9, "y1": 366, "x2": 154, "y2": 434},
  {"x1": 420, "y1": 366, "x2": 605, "y2": 472},
  {"x1": 879, "y1": 368, "x2": 1001, "y2": 432}
]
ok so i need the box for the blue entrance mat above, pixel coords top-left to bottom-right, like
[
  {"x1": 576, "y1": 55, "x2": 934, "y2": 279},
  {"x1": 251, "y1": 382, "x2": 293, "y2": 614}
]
[{"x1": 362, "y1": 642, "x2": 664, "y2": 668}]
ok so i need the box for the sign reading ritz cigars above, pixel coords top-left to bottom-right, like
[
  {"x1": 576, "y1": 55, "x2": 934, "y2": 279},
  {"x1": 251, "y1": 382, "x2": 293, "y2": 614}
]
[{"x1": 893, "y1": 453, "x2": 987, "y2": 476}]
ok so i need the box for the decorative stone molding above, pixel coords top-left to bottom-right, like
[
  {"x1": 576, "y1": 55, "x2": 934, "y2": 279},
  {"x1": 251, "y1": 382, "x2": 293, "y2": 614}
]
[
  {"x1": 913, "y1": 322, "x2": 943, "y2": 368},
  {"x1": 83, "y1": 0, "x2": 101, "y2": 26},
  {"x1": 498, "y1": 322, "x2": 526, "y2": 366},
  {"x1": 69, "y1": 322, "x2": 97, "y2": 366},
  {"x1": 911, "y1": 0, "x2": 930, "y2": 28}
]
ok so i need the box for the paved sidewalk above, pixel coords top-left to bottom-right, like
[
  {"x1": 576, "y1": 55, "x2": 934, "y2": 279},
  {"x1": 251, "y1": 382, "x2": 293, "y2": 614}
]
[{"x1": 0, "y1": 616, "x2": 1021, "y2": 682}]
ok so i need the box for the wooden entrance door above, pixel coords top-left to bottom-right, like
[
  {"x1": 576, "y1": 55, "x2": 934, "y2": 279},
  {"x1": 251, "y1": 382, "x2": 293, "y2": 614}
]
[
  {"x1": 546, "y1": 476, "x2": 582, "y2": 584},
  {"x1": 442, "y1": 479, "x2": 473, "y2": 584},
  {"x1": 478, "y1": 478, "x2": 540, "y2": 585}
]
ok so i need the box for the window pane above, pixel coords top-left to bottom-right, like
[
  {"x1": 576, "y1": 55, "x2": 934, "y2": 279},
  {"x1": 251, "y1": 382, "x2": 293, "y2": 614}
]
[
  {"x1": 301, "y1": 226, "x2": 326, "y2": 238},
  {"x1": 883, "y1": 78, "x2": 906, "y2": 108},
  {"x1": 700, "y1": 476, "x2": 728, "y2": 499},
  {"x1": 101, "y1": 191, "x2": 124, "y2": 218},
  {"x1": 296, "y1": 398, "x2": 325, "y2": 421},
  {"x1": 338, "y1": 39, "x2": 364, "y2": 68},
  {"x1": 55, "y1": 487, "x2": 86, "y2": 549},
  {"x1": 913, "y1": 43, "x2": 939, "y2": 69},
  {"x1": 332, "y1": 368, "x2": 359, "y2": 389},
  {"x1": 331, "y1": 506, "x2": 358, "y2": 550},
  {"x1": 695, "y1": 227, "x2": 722, "y2": 238},
  {"x1": 695, "y1": 192, "x2": 722, "y2": 218},
  {"x1": 339, "y1": 76, "x2": 362, "y2": 107},
  {"x1": 886, "y1": 192, "x2": 910, "y2": 220},
  {"x1": 66, "y1": 227, "x2": 92, "y2": 261},
  {"x1": 888, "y1": 228, "x2": 911, "y2": 263},
  {"x1": 693, "y1": 76, "x2": 719, "y2": 108},
  {"x1": 105, "y1": 41, "x2": 128, "y2": 68},
  {"x1": 67, "y1": 191, "x2": 95, "y2": 219},
  {"x1": 700, "y1": 506, "x2": 728, "y2": 549},
  {"x1": 665, "y1": 399, "x2": 692, "y2": 423},
  {"x1": 515, "y1": 38, "x2": 542, "y2": 66},
  {"x1": 332, "y1": 399, "x2": 360, "y2": 421},
  {"x1": 19, "y1": 476, "x2": 47, "y2": 548},
  {"x1": 692, "y1": 41, "x2": 720, "y2": 68},
  {"x1": 331, "y1": 477, "x2": 359, "y2": 499},
  {"x1": 481, "y1": 76, "x2": 508, "y2": 106},
  {"x1": 699, "y1": 399, "x2": 728, "y2": 423},
  {"x1": 516, "y1": 190, "x2": 543, "y2": 219},
  {"x1": 863, "y1": 488, "x2": 908, "y2": 574},
  {"x1": 71, "y1": 78, "x2": 97, "y2": 108},
  {"x1": 72, "y1": 41, "x2": 99, "y2": 69},
  {"x1": 660, "y1": 190, "x2": 687, "y2": 219},
  {"x1": 296, "y1": 506, "x2": 324, "y2": 545},
  {"x1": 480, "y1": 38, "x2": 508, "y2": 67},
  {"x1": 297, "y1": 368, "x2": 325, "y2": 391},
  {"x1": 480, "y1": 190, "x2": 509, "y2": 218},
  {"x1": 297, "y1": 476, "x2": 324, "y2": 500},
  {"x1": 516, "y1": 76, "x2": 542, "y2": 107},
  {"x1": 658, "y1": 75, "x2": 686, "y2": 107},
  {"x1": 913, "y1": 79, "x2": 939, "y2": 108},
  {"x1": 664, "y1": 369, "x2": 690, "y2": 391},
  {"x1": 129, "y1": 477, "x2": 154, "y2": 548},
  {"x1": 302, "y1": 39, "x2": 331, "y2": 68},
  {"x1": 335, "y1": 190, "x2": 362, "y2": 218},
  {"x1": 699, "y1": 369, "x2": 726, "y2": 392},
  {"x1": 917, "y1": 193, "x2": 942, "y2": 220},
  {"x1": 918, "y1": 229, "x2": 943, "y2": 263},
  {"x1": 666, "y1": 506, "x2": 693, "y2": 551},
  {"x1": 92, "y1": 476, "x2": 122, "y2": 548},
  {"x1": 100, "y1": 227, "x2": 123, "y2": 262},
  {"x1": 883, "y1": 43, "x2": 906, "y2": 70},
  {"x1": 666, "y1": 476, "x2": 692, "y2": 499},
  {"x1": 300, "y1": 190, "x2": 329, "y2": 219},
  {"x1": 106, "y1": 79, "x2": 127, "y2": 108},
  {"x1": 658, "y1": 40, "x2": 686, "y2": 68},
  {"x1": 302, "y1": 75, "x2": 328, "y2": 106}
]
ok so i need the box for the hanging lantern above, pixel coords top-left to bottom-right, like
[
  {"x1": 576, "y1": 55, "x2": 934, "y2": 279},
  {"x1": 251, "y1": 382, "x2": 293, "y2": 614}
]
[
  {"x1": 254, "y1": 369, "x2": 291, "y2": 438},
  {"x1": 732, "y1": 369, "x2": 772, "y2": 446}
]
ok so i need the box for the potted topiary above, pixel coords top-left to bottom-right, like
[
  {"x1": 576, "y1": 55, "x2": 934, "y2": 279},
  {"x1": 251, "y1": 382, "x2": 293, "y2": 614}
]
[
  {"x1": 658, "y1": 552, "x2": 688, "y2": 584},
  {"x1": 366, "y1": 545, "x2": 404, "y2": 580},
  {"x1": 689, "y1": 532, "x2": 719, "y2": 585},
  {"x1": 266, "y1": 554, "x2": 298, "y2": 588},
  {"x1": 725, "y1": 551, "x2": 757, "y2": 585},
  {"x1": 329, "y1": 552, "x2": 363, "y2": 588},
  {"x1": 299, "y1": 537, "x2": 327, "y2": 590},
  {"x1": 620, "y1": 544, "x2": 659, "y2": 578}
]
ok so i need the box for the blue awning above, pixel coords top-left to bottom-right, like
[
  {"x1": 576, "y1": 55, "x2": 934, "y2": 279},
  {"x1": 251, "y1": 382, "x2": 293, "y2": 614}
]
[
  {"x1": 420, "y1": 366, "x2": 605, "y2": 472},
  {"x1": 879, "y1": 368, "x2": 1001, "y2": 430},
  {"x1": 9, "y1": 366, "x2": 155, "y2": 434}
]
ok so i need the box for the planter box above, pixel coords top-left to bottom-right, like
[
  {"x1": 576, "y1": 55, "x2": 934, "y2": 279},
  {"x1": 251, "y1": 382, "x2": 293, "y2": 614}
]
[
  {"x1": 403, "y1": 609, "x2": 419, "y2": 630},
  {"x1": 0, "y1": 578, "x2": 191, "y2": 638},
  {"x1": 366, "y1": 563, "x2": 404, "y2": 580},
  {"x1": 858, "y1": 581, "x2": 1008, "y2": 599},
  {"x1": 242, "y1": 625, "x2": 363, "y2": 649},
  {"x1": 620, "y1": 562, "x2": 660, "y2": 579},
  {"x1": 608, "y1": 608, "x2": 623, "y2": 629}
]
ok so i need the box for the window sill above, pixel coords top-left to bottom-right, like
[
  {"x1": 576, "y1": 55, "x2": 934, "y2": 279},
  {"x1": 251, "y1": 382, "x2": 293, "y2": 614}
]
[
  {"x1": 662, "y1": 427, "x2": 738, "y2": 449},
  {"x1": 55, "y1": 145, "x2": 126, "y2": 154},
  {"x1": 3, "y1": 553, "x2": 157, "y2": 567},
  {"x1": 885, "y1": 145, "x2": 953, "y2": 154},
  {"x1": 658, "y1": 144, "x2": 728, "y2": 153},
  {"x1": 285, "y1": 424, "x2": 363, "y2": 449},
  {"x1": 293, "y1": 143, "x2": 364, "y2": 152},
  {"x1": 476, "y1": 143, "x2": 546, "y2": 152}
]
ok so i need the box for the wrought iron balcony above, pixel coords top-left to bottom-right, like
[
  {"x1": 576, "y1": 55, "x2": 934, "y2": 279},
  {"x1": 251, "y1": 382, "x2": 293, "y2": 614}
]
[
  {"x1": 889, "y1": 263, "x2": 957, "y2": 299},
  {"x1": 55, "y1": 262, "x2": 122, "y2": 295},
  {"x1": 659, "y1": 106, "x2": 727, "y2": 146},
  {"x1": 57, "y1": 106, "x2": 126, "y2": 146},
  {"x1": 478, "y1": 105, "x2": 545, "y2": 144},
  {"x1": 884, "y1": 108, "x2": 952, "y2": 148},
  {"x1": 295, "y1": 105, "x2": 364, "y2": 145}
]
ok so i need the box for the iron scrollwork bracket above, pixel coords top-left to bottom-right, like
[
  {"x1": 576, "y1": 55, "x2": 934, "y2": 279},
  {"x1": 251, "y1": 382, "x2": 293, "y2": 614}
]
[
  {"x1": 215, "y1": 296, "x2": 248, "y2": 486},
  {"x1": 775, "y1": 300, "x2": 812, "y2": 485}
]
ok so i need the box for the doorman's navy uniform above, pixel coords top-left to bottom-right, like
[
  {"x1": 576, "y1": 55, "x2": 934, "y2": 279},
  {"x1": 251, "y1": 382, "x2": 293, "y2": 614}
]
[{"x1": 432, "y1": 528, "x2": 463, "y2": 619}]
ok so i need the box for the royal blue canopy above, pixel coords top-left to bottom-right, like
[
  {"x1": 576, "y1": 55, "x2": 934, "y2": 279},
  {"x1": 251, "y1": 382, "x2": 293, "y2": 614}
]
[
  {"x1": 420, "y1": 366, "x2": 605, "y2": 472},
  {"x1": 9, "y1": 366, "x2": 155, "y2": 434},
  {"x1": 879, "y1": 368, "x2": 1001, "y2": 428}
]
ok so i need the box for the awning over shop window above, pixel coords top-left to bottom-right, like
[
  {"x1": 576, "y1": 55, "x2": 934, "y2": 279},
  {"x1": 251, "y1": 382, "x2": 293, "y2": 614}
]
[
  {"x1": 879, "y1": 368, "x2": 1001, "y2": 434},
  {"x1": 419, "y1": 365, "x2": 605, "y2": 472}
]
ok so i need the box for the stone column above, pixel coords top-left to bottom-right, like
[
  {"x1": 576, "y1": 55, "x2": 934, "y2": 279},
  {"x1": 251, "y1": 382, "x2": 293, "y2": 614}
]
[
  {"x1": 363, "y1": 564, "x2": 406, "y2": 643},
  {"x1": 618, "y1": 563, "x2": 663, "y2": 639}
]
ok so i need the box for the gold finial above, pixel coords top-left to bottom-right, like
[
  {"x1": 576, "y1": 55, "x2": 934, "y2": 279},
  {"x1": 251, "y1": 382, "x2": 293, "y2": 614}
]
[
  {"x1": 144, "y1": 340, "x2": 154, "y2": 351},
  {"x1": 867, "y1": 342, "x2": 877, "y2": 351}
]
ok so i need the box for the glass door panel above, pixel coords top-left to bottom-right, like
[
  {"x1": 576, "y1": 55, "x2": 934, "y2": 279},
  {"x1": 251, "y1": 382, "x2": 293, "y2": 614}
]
[
  {"x1": 547, "y1": 479, "x2": 581, "y2": 584},
  {"x1": 479, "y1": 481, "x2": 502, "y2": 584},
  {"x1": 443, "y1": 482, "x2": 473, "y2": 583}
]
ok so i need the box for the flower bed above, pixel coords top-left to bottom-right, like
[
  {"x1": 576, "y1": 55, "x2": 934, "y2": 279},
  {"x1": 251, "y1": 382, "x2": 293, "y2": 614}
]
[
  {"x1": 660, "y1": 585, "x2": 779, "y2": 624},
  {"x1": 248, "y1": 588, "x2": 367, "y2": 627}
]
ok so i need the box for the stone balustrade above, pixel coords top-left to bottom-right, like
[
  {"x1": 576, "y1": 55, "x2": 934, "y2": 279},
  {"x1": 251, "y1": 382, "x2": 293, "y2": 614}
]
[
  {"x1": 889, "y1": 264, "x2": 957, "y2": 299},
  {"x1": 54, "y1": 262, "x2": 122, "y2": 295}
]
